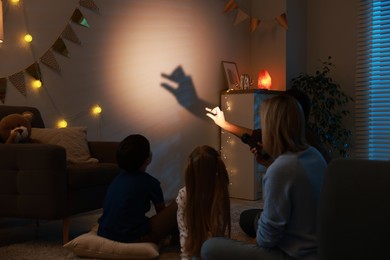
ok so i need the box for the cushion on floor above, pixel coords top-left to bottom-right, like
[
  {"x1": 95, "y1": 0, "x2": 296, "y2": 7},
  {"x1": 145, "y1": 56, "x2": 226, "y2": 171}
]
[{"x1": 63, "y1": 225, "x2": 159, "y2": 259}]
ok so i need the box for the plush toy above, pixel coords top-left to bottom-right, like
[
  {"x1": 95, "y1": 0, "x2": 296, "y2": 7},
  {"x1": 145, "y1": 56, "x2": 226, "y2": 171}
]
[{"x1": 0, "y1": 112, "x2": 34, "y2": 143}]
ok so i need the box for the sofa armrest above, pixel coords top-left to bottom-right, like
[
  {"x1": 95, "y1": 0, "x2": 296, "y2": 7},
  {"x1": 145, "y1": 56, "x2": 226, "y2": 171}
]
[
  {"x1": 88, "y1": 141, "x2": 119, "y2": 164},
  {"x1": 0, "y1": 143, "x2": 68, "y2": 218}
]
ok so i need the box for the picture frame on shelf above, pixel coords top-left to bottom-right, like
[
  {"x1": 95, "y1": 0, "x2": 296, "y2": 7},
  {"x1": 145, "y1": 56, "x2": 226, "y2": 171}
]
[{"x1": 221, "y1": 61, "x2": 240, "y2": 90}]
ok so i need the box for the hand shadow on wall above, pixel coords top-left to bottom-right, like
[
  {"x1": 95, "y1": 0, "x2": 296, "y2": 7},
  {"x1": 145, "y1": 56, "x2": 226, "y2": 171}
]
[{"x1": 161, "y1": 66, "x2": 213, "y2": 120}]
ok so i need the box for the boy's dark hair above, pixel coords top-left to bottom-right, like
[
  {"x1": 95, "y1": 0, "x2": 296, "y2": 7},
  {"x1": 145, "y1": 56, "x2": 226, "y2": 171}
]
[{"x1": 116, "y1": 134, "x2": 150, "y2": 172}]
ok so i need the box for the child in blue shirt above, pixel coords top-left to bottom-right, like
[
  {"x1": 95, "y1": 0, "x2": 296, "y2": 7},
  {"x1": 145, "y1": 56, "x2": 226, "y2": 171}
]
[{"x1": 98, "y1": 134, "x2": 178, "y2": 244}]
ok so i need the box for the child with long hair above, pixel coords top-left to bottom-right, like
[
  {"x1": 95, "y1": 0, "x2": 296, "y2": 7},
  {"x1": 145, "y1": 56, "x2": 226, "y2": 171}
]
[{"x1": 176, "y1": 145, "x2": 231, "y2": 259}]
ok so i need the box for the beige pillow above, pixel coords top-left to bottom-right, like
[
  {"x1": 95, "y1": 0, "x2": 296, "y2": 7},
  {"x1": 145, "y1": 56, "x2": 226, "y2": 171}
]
[
  {"x1": 31, "y1": 127, "x2": 98, "y2": 163},
  {"x1": 63, "y1": 225, "x2": 160, "y2": 259}
]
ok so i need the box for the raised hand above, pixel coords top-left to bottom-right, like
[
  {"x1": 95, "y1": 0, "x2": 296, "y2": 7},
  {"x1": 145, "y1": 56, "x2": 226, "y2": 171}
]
[{"x1": 205, "y1": 107, "x2": 227, "y2": 128}]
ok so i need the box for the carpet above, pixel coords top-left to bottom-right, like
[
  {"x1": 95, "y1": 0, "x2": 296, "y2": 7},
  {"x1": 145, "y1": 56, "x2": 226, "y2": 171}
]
[{"x1": 0, "y1": 199, "x2": 261, "y2": 260}]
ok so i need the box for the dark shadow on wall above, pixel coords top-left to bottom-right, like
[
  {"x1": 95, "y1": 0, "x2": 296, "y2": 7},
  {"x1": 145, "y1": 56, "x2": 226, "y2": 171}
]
[{"x1": 161, "y1": 65, "x2": 213, "y2": 120}]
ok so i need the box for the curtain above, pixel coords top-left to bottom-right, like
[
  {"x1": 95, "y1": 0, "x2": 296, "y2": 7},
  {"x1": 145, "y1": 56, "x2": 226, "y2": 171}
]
[{"x1": 355, "y1": 0, "x2": 390, "y2": 160}]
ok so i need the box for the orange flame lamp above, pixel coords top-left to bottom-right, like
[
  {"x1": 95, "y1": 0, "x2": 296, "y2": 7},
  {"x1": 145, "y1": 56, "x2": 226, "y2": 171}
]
[{"x1": 257, "y1": 70, "x2": 272, "y2": 90}]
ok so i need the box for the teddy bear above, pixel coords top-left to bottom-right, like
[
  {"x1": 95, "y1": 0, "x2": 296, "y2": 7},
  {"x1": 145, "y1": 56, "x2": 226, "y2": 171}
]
[{"x1": 0, "y1": 111, "x2": 35, "y2": 143}]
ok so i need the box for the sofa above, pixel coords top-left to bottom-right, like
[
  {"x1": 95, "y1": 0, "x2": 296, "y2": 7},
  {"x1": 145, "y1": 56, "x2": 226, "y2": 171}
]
[
  {"x1": 0, "y1": 105, "x2": 120, "y2": 243},
  {"x1": 317, "y1": 158, "x2": 390, "y2": 260}
]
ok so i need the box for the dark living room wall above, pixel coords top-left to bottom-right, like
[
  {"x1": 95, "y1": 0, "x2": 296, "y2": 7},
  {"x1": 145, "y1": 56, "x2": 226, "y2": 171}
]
[
  {"x1": 305, "y1": 0, "x2": 358, "y2": 158},
  {"x1": 286, "y1": 0, "x2": 307, "y2": 86},
  {"x1": 0, "y1": 0, "x2": 359, "y2": 199},
  {"x1": 0, "y1": 0, "x2": 286, "y2": 200},
  {"x1": 287, "y1": 0, "x2": 358, "y2": 159}
]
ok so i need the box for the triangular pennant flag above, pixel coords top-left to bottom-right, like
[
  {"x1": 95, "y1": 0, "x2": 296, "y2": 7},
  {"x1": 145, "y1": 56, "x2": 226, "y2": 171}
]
[
  {"x1": 52, "y1": 38, "x2": 70, "y2": 58},
  {"x1": 40, "y1": 50, "x2": 61, "y2": 72},
  {"x1": 71, "y1": 8, "x2": 90, "y2": 28},
  {"x1": 62, "y1": 24, "x2": 81, "y2": 44},
  {"x1": 25, "y1": 63, "x2": 42, "y2": 80},
  {"x1": 79, "y1": 0, "x2": 99, "y2": 11},
  {"x1": 223, "y1": 0, "x2": 238, "y2": 13},
  {"x1": 250, "y1": 17, "x2": 260, "y2": 32},
  {"x1": 0, "y1": 78, "x2": 6, "y2": 103},
  {"x1": 275, "y1": 12, "x2": 288, "y2": 30},
  {"x1": 8, "y1": 71, "x2": 26, "y2": 96},
  {"x1": 234, "y1": 9, "x2": 249, "y2": 26}
]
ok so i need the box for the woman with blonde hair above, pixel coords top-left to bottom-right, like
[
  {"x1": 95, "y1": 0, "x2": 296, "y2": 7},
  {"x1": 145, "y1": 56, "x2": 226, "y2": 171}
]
[
  {"x1": 176, "y1": 145, "x2": 231, "y2": 259},
  {"x1": 201, "y1": 95, "x2": 327, "y2": 260}
]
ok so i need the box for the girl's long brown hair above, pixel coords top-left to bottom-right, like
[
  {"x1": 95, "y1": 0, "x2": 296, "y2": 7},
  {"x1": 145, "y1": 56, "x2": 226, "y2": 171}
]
[{"x1": 184, "y1": 145, "x2": 231, "y2": 257}]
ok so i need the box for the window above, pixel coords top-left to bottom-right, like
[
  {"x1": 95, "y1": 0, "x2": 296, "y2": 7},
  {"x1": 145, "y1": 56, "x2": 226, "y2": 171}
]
[{"x1": 355, "y1": 0, "x2": 390, "y2": 160}]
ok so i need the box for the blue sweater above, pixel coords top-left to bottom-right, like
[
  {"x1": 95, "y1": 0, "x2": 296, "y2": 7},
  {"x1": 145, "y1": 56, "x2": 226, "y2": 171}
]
[{"x1": 257, "y1": 146, "x2": 327, "y2": 260}]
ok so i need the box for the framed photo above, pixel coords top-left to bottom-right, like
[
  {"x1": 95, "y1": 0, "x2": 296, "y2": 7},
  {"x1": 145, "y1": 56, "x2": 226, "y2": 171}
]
[{"x1": 221, "y1": 61, "x2": 240, "y2": 89}]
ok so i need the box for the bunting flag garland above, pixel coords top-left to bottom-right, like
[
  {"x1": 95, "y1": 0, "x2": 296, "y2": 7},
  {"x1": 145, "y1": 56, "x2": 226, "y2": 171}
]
[
  {"x1": 223, "y1": 0, "x2": 238, "y2": 13},
  {"x1": 9, "y1": 71, "x2": 26, "y2": 96},
  {"x1": 0, "y1": 0, "x2": 98, "y2": 103},
  {"x1": 25, "y1": 63, "x2": 42, "y2": 80},
  {"x1": 250, "y1": 17, "x2": 260, "y2": 33},
  {"x1": 71, "y1": 8, "x2": 90, "y2": 28},
  {"x1": 52, "y1": 38, "x2": 70, "y2": 58},
  {"x1": 40, "y1": 50, "x2": 61, "y2": 72},
  {"x1": 223, "y1": 0, "x2": 288, "y2": 33},
  {"x1": 62, "y1": 24, "x2": 81, "y2": 44},
  {"x1": 275, "y1": 12, "x2": 288, "y2": 30},
  {"x1": 0, "y1": 78, "x2": 6, "y2": 103},
  {"x1": 234, "y1": 9, "x2": 249, "y2": 26},
  {"x1": 79, "y1": 0, "x2": 99, "y2": 11}
]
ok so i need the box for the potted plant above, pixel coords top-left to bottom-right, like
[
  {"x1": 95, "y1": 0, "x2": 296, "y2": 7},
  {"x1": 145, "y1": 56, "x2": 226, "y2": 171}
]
[{"x1": 291, "y1": 56, "x2": 353, "y2": 158}]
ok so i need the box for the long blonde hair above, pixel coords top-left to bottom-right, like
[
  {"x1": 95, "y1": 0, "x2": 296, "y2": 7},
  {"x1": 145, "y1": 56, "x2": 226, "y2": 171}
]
[
  {"x1": 184, "y1": 145, "x2": 231, "y2": 257},
  {"x1": 261, "y1": 94, "x2": 308, "y2": 158}
]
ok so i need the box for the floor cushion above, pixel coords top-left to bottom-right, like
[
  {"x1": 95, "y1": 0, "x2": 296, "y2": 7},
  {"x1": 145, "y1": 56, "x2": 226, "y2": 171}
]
[{"x1": 63, "y1": 225, "x2": 159, "y2": 259}]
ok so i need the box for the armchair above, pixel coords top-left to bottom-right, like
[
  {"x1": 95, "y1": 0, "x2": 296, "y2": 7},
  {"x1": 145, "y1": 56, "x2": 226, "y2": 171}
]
[
  {"x1": 318, "y1": 158, "x2": 390, "y2": 260},
  {"x1": 0, "y1": 105, "x2": 119, "y2": 243}
]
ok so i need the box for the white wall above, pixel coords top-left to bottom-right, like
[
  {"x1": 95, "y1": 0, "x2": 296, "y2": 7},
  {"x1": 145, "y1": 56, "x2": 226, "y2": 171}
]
[{"x1": 0, "y1": 0, "x2": 286, "y2": 200}]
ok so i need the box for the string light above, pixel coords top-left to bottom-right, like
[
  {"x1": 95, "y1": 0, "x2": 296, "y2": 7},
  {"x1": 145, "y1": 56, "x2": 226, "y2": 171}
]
[
  {"x1": 56, "y1": 104, "x2": 102, "y2": 126},
  {"x1": 24, "y1": 33, "x2": 33, "y2": 42},
  {"x1": 57, "y1": 119, "x2": 68, "y2": 128},
  {"x1": 54, "y1": 104, "x2": 103, "y2": 138},
  {"x1": 3, "y1": 0, "x2": 103, "y2": 138},
  {"x1": 91, "y1": 104, "x2": 102, "y2": 116},
  {"x1": 221, "y1": 95, "x2": 246, "y2": 189},
  {"x1": 32, "y1": 80, "x2": 42, "y2": 89}
]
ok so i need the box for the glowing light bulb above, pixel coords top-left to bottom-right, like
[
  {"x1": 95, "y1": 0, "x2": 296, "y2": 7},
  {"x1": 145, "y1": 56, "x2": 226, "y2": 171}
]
[
  {"x1": 91, "y1": 105, "x2": 102, "y2": 115},
  {"x1": 32, "y1": 80, "x2": 42, "y2": 89},
  {"x1": 11, "y1": 0, "x2": 20, "y2": 4},
  {"x1": 24, "y1": 34, "x2": 33, "y2": 43},
  {"x1": 57, "y1": 119, "x2": 68, "y2": 128}
]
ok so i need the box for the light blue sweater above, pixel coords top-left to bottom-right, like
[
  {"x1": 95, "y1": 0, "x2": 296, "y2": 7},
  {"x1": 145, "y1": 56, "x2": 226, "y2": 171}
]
[{"x1": 257, "y1": 146, "x2": 327, "y2": 260}]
